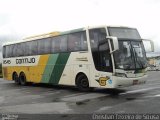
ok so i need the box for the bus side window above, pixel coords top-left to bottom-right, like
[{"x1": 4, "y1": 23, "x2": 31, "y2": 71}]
[
  {"x1": 25, "y1": 42, "x2": 31, "y2": 56},
  {"x1": 38, "y1": 38, "x2": 51, "y2": 54},
  {"x1": 68, "y1": 31, "x2": 87, "y2": 52},
  {"x1": 51, "y1": 36, "x2": 60, "y2": 53},
  {"x1": 59, "y1": 35, "x2": 67, "y2": 52},
  {"x1": 6, "y1": 45, "x2": 12, "y2": 58},
  {"x1": 27, "y1": 41, "x2": 38, "y2": 56},
  {"x1": 90, "y1": 31, "x2": 99, "y2": 50},
  {"x1": 68, "y1": 33, "x2": 78, "y2": 51},
  {"x1": 16, "y1": 44, "x2": 21, "y2": 57},
  {"x1": 51, "y1": 38, "x2": 55, "y2": 53},
  {"x1": 12, "y1": 44, "x2": 17, "y2": 57},
  {"x1": 31, "y1": 41, "x2": 38, "y2": 55},
  {"x1": 17, "y1": 43, "x2": 25, "y2": 57},
  {"x1": 3, "y1": 46, "x2": 6, "y2": 58},
  {"x1": 80, "y1": 32, "x2": 88, "y2": 51}
]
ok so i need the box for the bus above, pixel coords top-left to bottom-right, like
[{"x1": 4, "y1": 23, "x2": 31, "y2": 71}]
[{"x1": 2, "y1": 26, "x2": 154, "y2": 91}]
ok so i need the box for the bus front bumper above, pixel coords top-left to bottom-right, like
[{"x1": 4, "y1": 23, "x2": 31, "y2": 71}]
[{"x1": 112, "y1": 75, "x2": 147, "y2": 88}]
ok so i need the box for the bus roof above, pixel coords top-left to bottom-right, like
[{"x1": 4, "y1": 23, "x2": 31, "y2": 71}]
[
  {"x1": 3, "y1": 27, "x2": 85, "y2": 46},
  {"x1": 3, "y1": 25, "x2": 136, "y2": 46}
]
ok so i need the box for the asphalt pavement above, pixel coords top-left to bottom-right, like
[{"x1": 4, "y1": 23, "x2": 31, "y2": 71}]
[{"x1": 0, "y1": 71, "x2": 160, "y2": 119}]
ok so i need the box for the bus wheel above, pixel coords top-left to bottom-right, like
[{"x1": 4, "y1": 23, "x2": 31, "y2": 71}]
[
  {"x1": 76, "y1": 74, "x2": 90, "y2": 92},
  {"x1": 19, "y1": 72, "x2": 27, "y2": 86},
  {"x1": 13, "y1": 72, "x2": 20, "y2": 85}
]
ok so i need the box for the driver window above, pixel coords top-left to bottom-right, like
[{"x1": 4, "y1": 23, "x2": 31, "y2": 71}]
[{"x1": 90, "y1": 28, "x2": 106, "y2": 50}]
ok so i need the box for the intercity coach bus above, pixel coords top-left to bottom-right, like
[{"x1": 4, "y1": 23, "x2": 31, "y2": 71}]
[{"x1": 2, "y1": 26, "x2": 154, "y2": 91}]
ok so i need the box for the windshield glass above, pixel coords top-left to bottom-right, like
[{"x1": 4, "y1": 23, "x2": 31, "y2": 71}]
[
  {"x1": 132, "y1": 41, "x2": 147, "y2": 69},
  {"x1": 114, "y1": 41, "x2": 135, "y2": 70},
  {"x1": 108, "y1": 27, "x2": 147, "y2": 70},
  {"x1": 113, "y1": 40, "x2": 147, "y2": 70}
]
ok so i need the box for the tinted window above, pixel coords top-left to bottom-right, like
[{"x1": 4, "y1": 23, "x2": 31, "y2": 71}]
[
  {"x1": 28, "y1": 41, "x2": 38, "y2": 55},
  {"x1": 108, "y1": 27, "x2": 141, "y2": 39},
  {"x1": 12, "y1": 44, "x2": 17, "y2": 57},
  {"x1": 4, "y1": 31, "x2": 88, "y2": 58},
  {"x1": 3, "y1": 46, "x2": 6, "y2": 58},
  {"x1": 51, "y1": 36, "x2": 60, "y2": 53},
  {"x1": 24, "y1": 42, "x2": 31, "y2": 56},
  {"x1": 4, "y1": 45, "x2": 17, "y2": 58},
  {"x1": 51, "y1": 35, "x2": 68, "y2": 53},
  {"x1": 17, "y1": 43, "x2": 25, "y2": 57},
  {"x1": 5, "y1": 45, "x2": 13, "y2": 58},
  {"x1": 38, "y1": 38, "x2": 51, "y2": 54},
  {"x1": 5, "y1": 46, "x2": 9, "y2": 58},
  {"x1": 59, "y1": 35, "x2": 67, "y2": 52},
  {"x1": 89, "y1": 28, "x2": 107, "y2": 51},
  {"x1": 68, "y1": 32, "x2": 87, "y2": 52},
  {"x1": 5, "y1": 46, "x2": 8, "y2": 58}
]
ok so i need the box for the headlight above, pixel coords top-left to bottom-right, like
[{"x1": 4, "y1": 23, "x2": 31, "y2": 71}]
[{"x1": 115, "y1": 73, "x2": 126, "y2": 77}]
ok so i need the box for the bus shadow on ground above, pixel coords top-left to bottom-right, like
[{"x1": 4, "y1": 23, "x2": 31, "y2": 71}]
[
  {"x1": 4, "y1": 81, "x2": 126, "y2": 96},
  {"x1": 27, "y1": 83, "x2": 146, "y2": 101},
  {"x1": 29, "y1": 83, "x2": 126, "y2": 96},
  {"x1": 93, "y1": 88, "x2": 126, "y2": 95}
]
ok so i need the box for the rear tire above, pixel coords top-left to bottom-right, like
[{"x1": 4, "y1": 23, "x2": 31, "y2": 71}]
[
  {"x1": 76, "y1": 74, "x2": 90, "y2": 92},
  {"x1": 19, "y1": 72, "x2": 27, "y2": 86},
  {"x1": 13, "y1": 72, "x2": 20, "y2": 85}
]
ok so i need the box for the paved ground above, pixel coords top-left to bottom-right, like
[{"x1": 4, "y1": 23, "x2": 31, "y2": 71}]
[{"x1": 0, "y1": 71, "x2": 160, "y2": 119}]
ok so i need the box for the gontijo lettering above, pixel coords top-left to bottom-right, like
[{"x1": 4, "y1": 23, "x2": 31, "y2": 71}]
[{"x1": 16, "y1": 58, "x2": 35, "y2": 64}]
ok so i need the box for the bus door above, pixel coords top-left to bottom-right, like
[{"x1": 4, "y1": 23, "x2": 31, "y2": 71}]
[{"x1": 89, "y1": 28, "x2": 113, "y2": 86}]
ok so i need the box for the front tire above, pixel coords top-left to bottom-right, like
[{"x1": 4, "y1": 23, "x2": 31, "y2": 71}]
[{"x1": 76, "y1": 74, "x2": 90, "y2": 92}]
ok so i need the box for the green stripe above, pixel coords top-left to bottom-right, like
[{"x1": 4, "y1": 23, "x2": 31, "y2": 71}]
[
  {"x1": 49, "y1": 53, "x2": 70, "y2": 84},
  {"x1": 41, "y1": 54, "x2": 59, "y2": 83}
]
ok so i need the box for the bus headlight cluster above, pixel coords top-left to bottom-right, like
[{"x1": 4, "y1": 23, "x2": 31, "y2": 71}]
[{"x1": 115, "y1": 73, "x2": 126, "y2": 77}]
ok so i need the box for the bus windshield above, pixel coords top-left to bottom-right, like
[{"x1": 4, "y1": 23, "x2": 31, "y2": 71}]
[
  {"x1": 113, "y1": 40, "x2": 147, "y2": 70},
  {"x1": 108, "y1": 27, "x2": 147, "y2": 70}
]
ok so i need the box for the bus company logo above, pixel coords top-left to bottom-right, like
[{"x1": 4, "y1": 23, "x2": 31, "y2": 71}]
[
  {"x1": 16, "y1": 58, "x2": 36, "y2": 64},
  {"x1": 96, "y1": 76, "x2": 110, "y2": 86},
  {"x1": 3, "y1": 60, "x2": 11, "y2": 64}
]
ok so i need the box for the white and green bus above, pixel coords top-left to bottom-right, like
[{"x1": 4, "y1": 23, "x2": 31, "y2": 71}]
[{"x1": 2, "y1": 26, "x2": 153, "y2": 91}]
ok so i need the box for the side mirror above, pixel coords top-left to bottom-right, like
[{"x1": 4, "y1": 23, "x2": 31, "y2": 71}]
[
  {"x1": 106, "y1": 36, "x2": 119, "y2": 53},
  {"x1": 142, "y1": 39, "x2": 154, "y2": 52}
]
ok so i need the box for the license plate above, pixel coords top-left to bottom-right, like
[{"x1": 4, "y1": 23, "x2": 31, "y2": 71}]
[{"x1": 133, "y1": 80, "x2": 138, "y2": 85}]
